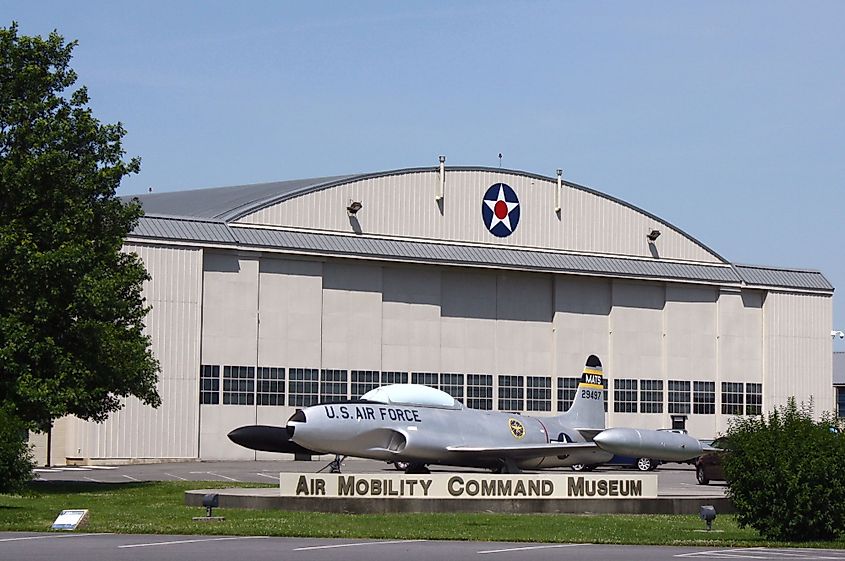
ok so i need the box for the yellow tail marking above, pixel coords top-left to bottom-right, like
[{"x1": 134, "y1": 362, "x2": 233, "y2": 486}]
[{"x1": 579, "y1": 382, "x2": 604, "y2": 390}]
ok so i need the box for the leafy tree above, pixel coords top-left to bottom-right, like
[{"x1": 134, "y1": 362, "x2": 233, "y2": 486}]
[
  {"x1": 0, "y1": 23, "x2": 161, "y2": 432},
  {"x1": 724, "y1": 398, "x2": 845, "y2": 541}
]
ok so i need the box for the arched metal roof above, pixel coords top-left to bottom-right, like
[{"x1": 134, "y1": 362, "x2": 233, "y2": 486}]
[{"x1": 124, "y1": 166, "x2": 834, "y2": 293}]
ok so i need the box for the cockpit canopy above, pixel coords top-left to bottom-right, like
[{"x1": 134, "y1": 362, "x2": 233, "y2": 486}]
[{"x1": 361, "y1": 384, "x2": 462, "y2": 409}]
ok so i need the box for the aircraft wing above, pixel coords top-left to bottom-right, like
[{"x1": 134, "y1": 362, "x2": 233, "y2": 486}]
[{"x1": 445, "y1": 441, "x2": 598, "y2": 459}]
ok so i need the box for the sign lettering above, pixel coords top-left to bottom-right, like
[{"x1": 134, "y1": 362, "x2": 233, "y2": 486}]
[{"x1": 281, "y1": 473, "x2": 656, "y2": 499}]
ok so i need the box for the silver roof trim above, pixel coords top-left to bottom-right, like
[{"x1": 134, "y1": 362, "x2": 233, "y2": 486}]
[{"x1": 128, "y1": 216, "x2": 753, "y2": 286}]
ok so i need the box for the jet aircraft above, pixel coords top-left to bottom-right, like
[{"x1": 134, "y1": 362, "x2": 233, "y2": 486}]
[{"x1": 228, "y1": 355, "x2": 708, "y2": 473}]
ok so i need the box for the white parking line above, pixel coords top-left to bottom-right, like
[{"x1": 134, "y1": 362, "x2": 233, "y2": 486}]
[
  {"x1": 293, "y1": 539, "x2": 426, "y2": 551},
  {"x1": 206, "y1": 472, "x2": 239, "y2": 482},
  {"x1": 119, "y1": 536, "x2": 269, "y2": 548},
  {"x1": 164, "y1": 472, "x2": 188, "y2": 481},
  {"x1": 257, "y1": 473, "x2": 279, "y2": 480},
  {"x1": 675, "y1": 549, "x2": 845, "y2": 559},
  {"x1": 121, "y1": 474, "x2": 140, "y2": 481},
  {"x1": 0, "y1": 533, "x2": 112, "y2": 542},
  {"x1": 478, "y1": 544, "x2": 582, "y2": 554},
  {"x1": 84, "y1": 477, "x2": 104, "y2": 483}
]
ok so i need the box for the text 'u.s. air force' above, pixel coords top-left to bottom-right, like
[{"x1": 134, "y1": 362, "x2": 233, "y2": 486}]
[{"x1": 323, "y1": 405, "x2": 421, "y2": 423}]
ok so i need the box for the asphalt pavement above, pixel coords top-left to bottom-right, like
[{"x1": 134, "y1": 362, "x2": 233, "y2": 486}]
[{"x1": 1, "y1": 533, "x2": 843, "y2": 561}]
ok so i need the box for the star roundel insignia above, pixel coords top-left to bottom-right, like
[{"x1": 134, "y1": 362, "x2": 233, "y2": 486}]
[
  {"x1": 481, "y1": 183, "x2": 520, "y2": 237},
  {"x1": 509, "y1": 418, "x2": 526, "y2": 440}
]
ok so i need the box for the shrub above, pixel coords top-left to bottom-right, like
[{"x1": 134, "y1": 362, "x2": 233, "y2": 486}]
[
  {"x1": 0, "y1": 408, "x2": 34, "y2": 494},
  {"x1": 724, "y1": 398, "x2": 845, "y2": 541}
]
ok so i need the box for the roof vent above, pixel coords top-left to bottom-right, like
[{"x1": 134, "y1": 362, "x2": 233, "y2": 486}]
[{"x1": 436, "y1": 155, "x2": 446, "y2": 201}]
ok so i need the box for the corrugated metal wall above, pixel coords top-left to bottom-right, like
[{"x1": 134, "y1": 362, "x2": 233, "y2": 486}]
[
  {"x1": 764, "y1": 291, "x2": 834, "y2": 413},
  {"x1": 67, "y1": 244, "x2": 203, "y2": 460},
  {"x1": 237, "y1": 170, "x2": 722, "y2": 264}
]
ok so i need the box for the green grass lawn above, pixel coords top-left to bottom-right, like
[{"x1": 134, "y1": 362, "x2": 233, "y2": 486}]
[{"x1": 0, "y1": 480, "x2": 842, "y2": 548}]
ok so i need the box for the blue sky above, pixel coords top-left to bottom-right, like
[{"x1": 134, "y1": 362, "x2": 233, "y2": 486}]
[{"x1": 7, "y1": 1, "x2": 844, "y2": 349}]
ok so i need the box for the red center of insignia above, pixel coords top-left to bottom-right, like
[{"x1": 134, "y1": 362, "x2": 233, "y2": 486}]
[{"x1": 494, "y1": 200, "x2": 508, "y2": 219}]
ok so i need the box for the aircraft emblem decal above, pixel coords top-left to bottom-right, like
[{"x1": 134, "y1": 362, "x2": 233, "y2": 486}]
[
  {"x1": 481, "y1": 183, "x2": 520, "y2": 237},
  {"x1": 509, "y1": 418, "x2": 526, "y2": 440}
]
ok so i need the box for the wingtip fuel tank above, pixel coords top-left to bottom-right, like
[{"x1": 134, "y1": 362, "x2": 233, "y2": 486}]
[{"x1": 593, "y1": 427, "x2": 705, "y2": 461}]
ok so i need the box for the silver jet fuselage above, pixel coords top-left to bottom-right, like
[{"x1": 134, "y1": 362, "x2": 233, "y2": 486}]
[{"x1": 287, "y1": 400, "x2": 613, "y2": 470}]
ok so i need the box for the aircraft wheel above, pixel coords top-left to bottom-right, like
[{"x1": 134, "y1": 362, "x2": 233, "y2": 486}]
[
  {"x1": 696, "y1": 465, "x2": 709, "y2": 485},
  {"x1": 636, "y1": 457, "x2": 654, "y2": 471},
  {"x1": 405, "y1": 463, "x2": 430, "y2": 475},
  {"x1": 571, "y1": 464, "x2": 594, "y2": 472},
  {"x1": 393, "y1": 461, "x2": 410, "y2": 471}
]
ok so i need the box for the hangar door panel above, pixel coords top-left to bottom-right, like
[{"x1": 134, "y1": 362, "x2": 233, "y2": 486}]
[
  {"x1": 382, "y1": 266, "x2": 442, "y2": 373},
  {"x1": 553, "y1": 276, "x2": 611, "y2": 378}
]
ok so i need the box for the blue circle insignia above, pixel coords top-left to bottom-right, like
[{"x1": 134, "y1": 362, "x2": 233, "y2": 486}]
[{"x1": 481, "y1": 183, "x2": 520, "y2": 237}]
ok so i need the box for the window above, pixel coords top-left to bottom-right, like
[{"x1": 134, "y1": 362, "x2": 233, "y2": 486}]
[
  {"x1": 200, "y1": 365, "x2": 220, "y2": 405},
  {"x1": 668, "y1": 380, "x2": 691, "y2": 414},
  {"x1": 721, "y1": 382, "x2": 744, "y2": 415},
  {"x1": 439, "y1": 373, "x2": 464, "y2": 401},
  {"x1": 601, "y1": 379, "x2": 609, "y2": 413},
  {"x1": 320, "y1": 369, "x2": 348, "y2": 402},
  {"x1": 257, "y1": 367, "x2": 284, "y2": 406},
  {"x1": 556, "y1": 377, "x2": 579, "y2": 412},
  {"x1": 412, "y1": 372, "x2": 439, "y2": 388},
  {"x1": 351, "y1": 370, "x2": 380, "y2": 399},
  {"x1": 498, "y1": 375, "x2": 524, "y2": 411},
  {"x1": 223, "y1": 366, "x2": 254, "y2": 405},
  {"x1": 526, "y1": 376, "x2": 551, "y2": 412},
  {"x1": 289, "y1": 368, "x2": 319, "y2": 407},
  {"x1": 746, "y1": 383, "x2": 762, "y2": 415},
  {"x1": 693, "y1": 381, "x2": 715, "y2": 414},
  {"x1": 466, "y1": 374, "x2": 493, "y2": 410},
  {"x1": 614, "y1": 379, "x2": 638, "y2": 413},
  {"x1": 640, "y1": 379, "x2": 663, "y2": 414},
  {"x1": 838, "y1": 387, "x2": 845, "y2": 418},
  {"x1": 381, "y1": 371, "x2": 408, "y2": 385}
]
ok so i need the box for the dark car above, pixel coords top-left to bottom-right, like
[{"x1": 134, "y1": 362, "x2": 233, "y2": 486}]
[{"x1": 695, "y1": 436, "x2": 729, "y2": 484}]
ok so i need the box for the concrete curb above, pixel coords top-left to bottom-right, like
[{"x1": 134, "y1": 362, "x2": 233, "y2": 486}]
[{"x1": 185, "y1": 488, "x2": 734, "y2": 515}]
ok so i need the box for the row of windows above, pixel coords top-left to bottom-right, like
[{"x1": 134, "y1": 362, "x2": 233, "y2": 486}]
[
  {"x1": 201, "y1": 365, "x2": 763, "y2": 415},
  {"x1": 611, "y1": 379, "x2": 762, "y2": 416}
]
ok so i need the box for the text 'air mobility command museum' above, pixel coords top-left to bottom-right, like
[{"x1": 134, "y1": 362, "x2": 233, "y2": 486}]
[{"x1": 34, "y1": 164, "x2": 835, "y2": 464}]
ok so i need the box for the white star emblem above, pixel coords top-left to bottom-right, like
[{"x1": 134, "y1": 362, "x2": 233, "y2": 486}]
[{"x1": 483, "y1": 184, "x2": 519, "y2": 233}]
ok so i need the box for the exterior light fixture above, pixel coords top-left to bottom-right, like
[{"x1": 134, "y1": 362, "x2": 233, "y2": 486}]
[
  {"x1": 647, "y1": 229, "x2": 661, "y2": 242},
  {"x1": 699, "y1": 505, "x2": 716, "y2": 531},
  {"x1": 202, "y1": 493, "x2": 219, "y2": 517},
  {"x1": 833, "y1": 330, "x2": 845, "y2": 340},
  {"x1": 347, "y1": 201, "x2": 363, "y2": 215}
]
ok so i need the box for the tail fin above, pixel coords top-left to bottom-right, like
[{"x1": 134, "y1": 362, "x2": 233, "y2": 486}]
[{"x1": 557, "y1": 355, "x2": 606, "y2": 433}]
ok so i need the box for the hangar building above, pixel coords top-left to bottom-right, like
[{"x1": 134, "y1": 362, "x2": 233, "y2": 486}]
[{"x1": 35, "y1": 165, "x2": 835, "y2": 464}]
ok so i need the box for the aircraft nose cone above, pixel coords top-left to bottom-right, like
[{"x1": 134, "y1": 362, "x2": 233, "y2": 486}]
[{"x1": 227, "y1": 424, "x2": 312, "y2": 454}]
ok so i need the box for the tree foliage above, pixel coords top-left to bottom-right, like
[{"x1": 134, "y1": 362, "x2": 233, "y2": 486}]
[
  {"x1": 724, "y1": 398, "x2": 845, "y2": 541},
  {"x1": 0, "y1": 23, "x2": 160, "y2": 429},
  {"x1": 0, "y1": 406, "x2": 34, "y2": 493}
]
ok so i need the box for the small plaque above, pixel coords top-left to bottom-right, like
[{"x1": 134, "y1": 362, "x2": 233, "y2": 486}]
[{"x1": 52, "y1": 509, "x2": 89, "y2": 531}]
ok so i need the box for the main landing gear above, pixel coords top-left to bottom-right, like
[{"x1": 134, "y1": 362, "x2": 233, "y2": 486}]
[{"x1": 318, "y1": 454, "x2": 346, "y2": 473}]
